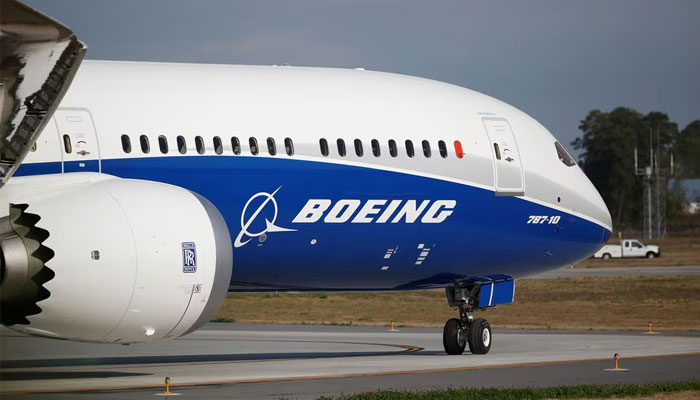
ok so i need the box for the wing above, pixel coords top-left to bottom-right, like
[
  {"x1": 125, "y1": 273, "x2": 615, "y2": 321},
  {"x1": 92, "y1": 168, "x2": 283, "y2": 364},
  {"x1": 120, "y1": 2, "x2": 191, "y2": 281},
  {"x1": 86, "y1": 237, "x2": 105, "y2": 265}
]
[{"x1": 0, "y1": 0, "x2": 86, "y2": 188}]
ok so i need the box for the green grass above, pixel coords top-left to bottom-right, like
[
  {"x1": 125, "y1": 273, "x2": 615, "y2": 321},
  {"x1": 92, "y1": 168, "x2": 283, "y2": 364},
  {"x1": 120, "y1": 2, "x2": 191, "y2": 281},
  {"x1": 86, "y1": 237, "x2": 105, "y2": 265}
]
[{"x1": 312, "y1": 382, "x2": 700, "y2": 400}]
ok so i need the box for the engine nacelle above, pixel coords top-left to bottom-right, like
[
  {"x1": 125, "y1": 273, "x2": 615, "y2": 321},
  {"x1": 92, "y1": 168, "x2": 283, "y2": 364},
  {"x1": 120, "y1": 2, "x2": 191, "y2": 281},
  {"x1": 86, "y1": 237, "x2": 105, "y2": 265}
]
[{"x1": 0, "y1": 174, "x2": 232, "y2": 343}]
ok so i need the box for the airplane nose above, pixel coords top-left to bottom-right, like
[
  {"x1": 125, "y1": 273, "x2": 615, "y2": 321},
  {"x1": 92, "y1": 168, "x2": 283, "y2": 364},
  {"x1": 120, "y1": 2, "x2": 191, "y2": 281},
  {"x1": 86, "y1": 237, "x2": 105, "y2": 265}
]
[
  {"x1": 593, "y1": 186, "x2": 612, "y2": 236},
  {"x1": 581, "y1": 168, "x2": 613, "y2": 236},
  {"x1": 597, "y1": 192, "x2": 612, "y2": 232},
  {"x1": 554, "y1": 167, "x2": 613, "y2": 263}
]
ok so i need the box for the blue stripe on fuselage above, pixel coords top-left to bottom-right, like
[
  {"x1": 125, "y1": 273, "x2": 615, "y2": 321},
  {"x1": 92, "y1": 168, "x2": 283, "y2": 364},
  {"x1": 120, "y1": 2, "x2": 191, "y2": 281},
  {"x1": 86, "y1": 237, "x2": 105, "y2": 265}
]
[
  {"x1": 15, "y1": 161, "x2": 62, "y2": 176},
  {"x1": 17, "y1": 156, "x2": 610, "y2": 290}
]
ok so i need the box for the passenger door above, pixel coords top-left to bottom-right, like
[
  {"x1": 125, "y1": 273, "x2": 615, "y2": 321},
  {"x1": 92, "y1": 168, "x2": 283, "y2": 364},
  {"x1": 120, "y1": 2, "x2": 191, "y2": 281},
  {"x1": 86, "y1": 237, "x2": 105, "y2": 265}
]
[
  {"x1": 482, "y1": 118, "x2": 524, "y2": 195},
  {"x1": 55, "y1": 108, "x2": 101, "y2": 173}
]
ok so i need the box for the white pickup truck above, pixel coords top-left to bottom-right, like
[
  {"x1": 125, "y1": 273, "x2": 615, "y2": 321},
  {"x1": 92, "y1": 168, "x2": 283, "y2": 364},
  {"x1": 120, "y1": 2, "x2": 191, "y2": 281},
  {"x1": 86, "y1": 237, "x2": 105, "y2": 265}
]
[{"x1": 593, "y1": 239, "x2": 660, "y2": 259}]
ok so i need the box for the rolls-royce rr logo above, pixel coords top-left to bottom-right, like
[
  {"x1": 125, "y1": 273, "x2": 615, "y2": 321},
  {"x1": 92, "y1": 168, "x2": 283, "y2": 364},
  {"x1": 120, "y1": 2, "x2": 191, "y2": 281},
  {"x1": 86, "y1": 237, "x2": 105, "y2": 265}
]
[
  {"x1": 234, "y1": 187, "x2": 296, "y2": 248},
  {"x1": 182, "y1": 242, "x2": 197, "y2": 273}
]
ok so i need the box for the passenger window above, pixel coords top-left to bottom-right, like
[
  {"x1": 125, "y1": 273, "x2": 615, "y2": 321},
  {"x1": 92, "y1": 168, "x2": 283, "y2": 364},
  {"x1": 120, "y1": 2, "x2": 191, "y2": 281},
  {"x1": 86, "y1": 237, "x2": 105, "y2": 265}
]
[
  {"x1": 454, "y1": 140, "x2": 464, "y2": 159},
  {"x1": 195, "y1": 136, "x2": 205, "y2": 154},
  {"x1": 422, "y1": 140, "x2": 431, "y2": 158},
  {"x1": 177, "y1": 136, "x2": 187, "y2": 154},
  {"x1": 388, "y1": 139, "x2": 397, "y2": 157},
  {"x1": 493, "y1": 143, "x2": 501, "y2": 160},
  {"x1": 249, "y1": 137, "x2": 258, "y2": 155},
  {"x1": 213, "y1": 136, "x2": 223, "y2": 155},
  {"x1": 371, "y1": 139, "x2": 381, "y2": 157},
  {"x1": 354, "y1": 139, "x2": 364, "y2": 157},
  {"x1": 267, "y1": 137, "x2": 276, "y2": 155},
  {"x1": 231, "y1": 137, "x2": 241, "y2": 155},
  {"x1": 121, "y1": 134, "x2": 131, "y2": 153},
  {"x1": 139, "y1": 135, "x2": 149, "y2": 154},
  {"x1": 284, "y1": 138, "x2": 294, "y2": 156},
  {"x1": 438, "y1": 140, "x2": 448, "y2": 158},
  {"x1": 63, "y1": 134, "x2": 72, "y2": 154},
  {"x1": 337, "y1": 139, "x2": 346, "y2": 157},
  {"x1": 405, "y1": 140, "x2": 414, "y2": 158},
  {"x1": 320, "y1": 138, "x2": 329, "y2": 157},
  {"x1": 555, "y1": 141, "x2": 576, "y2": 167},
  {"x1": 158, "y1": 135, "x2": 168, "y2": 154}
]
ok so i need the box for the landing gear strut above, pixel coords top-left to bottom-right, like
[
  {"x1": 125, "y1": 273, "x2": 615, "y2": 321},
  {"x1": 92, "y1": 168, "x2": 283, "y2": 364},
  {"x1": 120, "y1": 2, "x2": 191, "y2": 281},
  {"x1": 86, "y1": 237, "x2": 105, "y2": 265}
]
[{"x1": 442, "y1": 286, "x2": 492, "y2": 355}]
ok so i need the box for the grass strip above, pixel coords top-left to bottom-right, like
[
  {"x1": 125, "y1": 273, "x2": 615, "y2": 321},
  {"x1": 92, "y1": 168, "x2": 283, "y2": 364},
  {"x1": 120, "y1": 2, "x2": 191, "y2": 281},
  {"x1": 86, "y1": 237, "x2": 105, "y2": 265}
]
[
  {"x1": 315, "y1": 381, "x2": 700, "y2": 400},
  {"x1": 216, "y1": 276, "x2": 700, "y2": 330}
]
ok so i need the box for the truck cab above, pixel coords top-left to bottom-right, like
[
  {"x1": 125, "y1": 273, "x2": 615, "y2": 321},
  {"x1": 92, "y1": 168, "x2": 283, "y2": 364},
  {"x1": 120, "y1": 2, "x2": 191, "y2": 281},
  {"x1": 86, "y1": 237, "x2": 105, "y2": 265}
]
[{"x1": 623, "y1": 240, "x2": 648, "y2": 258}]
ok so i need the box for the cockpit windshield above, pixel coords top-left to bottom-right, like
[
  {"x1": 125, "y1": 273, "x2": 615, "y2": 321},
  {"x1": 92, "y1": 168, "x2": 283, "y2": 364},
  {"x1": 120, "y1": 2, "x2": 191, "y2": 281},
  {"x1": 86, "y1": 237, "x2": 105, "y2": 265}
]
[{"x1": 555, "y1": 141, "x2": 576, "y2": 167}]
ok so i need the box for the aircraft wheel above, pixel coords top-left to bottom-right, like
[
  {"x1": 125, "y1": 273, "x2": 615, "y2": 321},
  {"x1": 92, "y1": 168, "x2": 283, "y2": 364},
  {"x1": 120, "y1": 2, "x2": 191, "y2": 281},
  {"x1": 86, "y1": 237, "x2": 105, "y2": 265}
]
[
  {"x1": 443, "y1": 318, "x2": 467, "y2": 355},
  {"x1": 468, "y1": 318, "x2": 492, "y2": 354}
]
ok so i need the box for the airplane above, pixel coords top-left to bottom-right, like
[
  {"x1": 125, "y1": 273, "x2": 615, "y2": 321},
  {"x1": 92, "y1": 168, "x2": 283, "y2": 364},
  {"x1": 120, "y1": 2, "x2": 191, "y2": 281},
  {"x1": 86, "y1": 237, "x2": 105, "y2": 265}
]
[{"x1": 0, "y1": 0, "x2": 611, "y2": 355}]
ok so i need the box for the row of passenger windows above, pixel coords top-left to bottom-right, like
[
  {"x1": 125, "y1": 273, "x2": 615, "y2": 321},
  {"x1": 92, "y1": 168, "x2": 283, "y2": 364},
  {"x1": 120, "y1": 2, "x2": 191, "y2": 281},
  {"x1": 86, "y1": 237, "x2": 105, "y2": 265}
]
[
  {"x1": 319, "y1": 138, "x2": 456, "y2": 159},
  {"x1": 47, "y1": 133, "x2": 575, "y2": 168},
  {"x1": 121, "y1": 134, "x2": 466, "y2": 159},
  {"x1": 121, "y1": 134, "x2": 295, "y2": 156}
]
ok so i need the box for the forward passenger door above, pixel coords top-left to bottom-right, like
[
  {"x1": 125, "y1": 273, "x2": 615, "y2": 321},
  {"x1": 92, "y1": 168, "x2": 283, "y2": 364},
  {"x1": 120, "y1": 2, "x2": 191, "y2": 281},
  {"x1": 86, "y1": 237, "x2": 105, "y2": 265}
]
[{"x1": 482, "y1": 118, "x2": 524, "y2": 196}]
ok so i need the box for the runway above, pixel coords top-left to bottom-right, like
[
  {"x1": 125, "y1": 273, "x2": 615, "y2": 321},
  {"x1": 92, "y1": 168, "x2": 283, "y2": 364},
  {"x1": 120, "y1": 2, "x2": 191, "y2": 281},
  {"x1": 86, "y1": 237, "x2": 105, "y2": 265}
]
[
  {"x1": 2, "y1": 323, "x2": 699, "y2": 399},
  {"x1": 535, "y1": 265, "x2": 700, "y2": 279}
]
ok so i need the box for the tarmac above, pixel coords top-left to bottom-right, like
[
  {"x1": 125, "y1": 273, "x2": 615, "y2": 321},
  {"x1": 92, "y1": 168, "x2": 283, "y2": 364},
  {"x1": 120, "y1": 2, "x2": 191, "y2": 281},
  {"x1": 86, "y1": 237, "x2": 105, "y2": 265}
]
[
  {"x1": 1, "y1": 323, "x2": 699, "y2": 399},
  {"x1": 1, "y1": 265, "x2": 699, "y2": 399},
  {"x1": 536, "y1": 265, "x2": 700, "y2": 278}
]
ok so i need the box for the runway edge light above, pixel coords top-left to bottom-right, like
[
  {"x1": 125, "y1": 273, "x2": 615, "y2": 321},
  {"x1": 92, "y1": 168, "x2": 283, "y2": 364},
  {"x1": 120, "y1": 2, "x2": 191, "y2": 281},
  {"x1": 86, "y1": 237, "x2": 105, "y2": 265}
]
[
  {"x1": 154, "y1": 376, "x2": 180, "y2": 396},
  {"x1": 603, "y1": 353, "x2": 629, "y2": 372}
]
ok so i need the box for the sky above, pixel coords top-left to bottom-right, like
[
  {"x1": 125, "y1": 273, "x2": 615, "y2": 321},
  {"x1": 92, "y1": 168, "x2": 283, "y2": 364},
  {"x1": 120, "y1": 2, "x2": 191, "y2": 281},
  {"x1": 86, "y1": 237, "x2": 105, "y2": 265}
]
[{"x1": 25, "y1": 0, "x2": 700, "y2": 156}]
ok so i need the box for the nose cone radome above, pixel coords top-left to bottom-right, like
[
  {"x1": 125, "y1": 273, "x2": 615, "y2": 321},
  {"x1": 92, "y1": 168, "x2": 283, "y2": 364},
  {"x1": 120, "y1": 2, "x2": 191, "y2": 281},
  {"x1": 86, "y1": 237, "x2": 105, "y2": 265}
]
[
  {"x1": 598, "y1": 194, "x2": 613, "y2": 233},
  {"x1": 591, "y1": 179, "x2": 612, "y2": 230},
  {"x1": 579, "y1": 167, "x2": 613, "y2": 236}
]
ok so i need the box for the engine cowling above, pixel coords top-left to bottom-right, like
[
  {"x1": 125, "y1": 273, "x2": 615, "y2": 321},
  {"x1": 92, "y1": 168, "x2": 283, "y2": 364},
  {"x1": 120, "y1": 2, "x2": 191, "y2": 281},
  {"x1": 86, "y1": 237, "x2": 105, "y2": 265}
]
[{"x1": 0, "y1": 175, "x2": 232, "y2": 343}]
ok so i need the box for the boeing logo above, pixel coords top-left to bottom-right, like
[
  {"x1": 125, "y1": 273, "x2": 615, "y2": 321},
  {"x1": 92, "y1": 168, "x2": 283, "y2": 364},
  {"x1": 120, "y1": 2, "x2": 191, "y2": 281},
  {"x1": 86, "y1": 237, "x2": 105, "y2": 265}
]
[
  {"x1": 234, "y1": 187, "x2": 296, "y2": 248},
  {"x1": 235, "y1": 188, "x2": 457, "y2": 248},
  {"x1": 293, "y1": 199, "x2": 456, "y2": 224}
]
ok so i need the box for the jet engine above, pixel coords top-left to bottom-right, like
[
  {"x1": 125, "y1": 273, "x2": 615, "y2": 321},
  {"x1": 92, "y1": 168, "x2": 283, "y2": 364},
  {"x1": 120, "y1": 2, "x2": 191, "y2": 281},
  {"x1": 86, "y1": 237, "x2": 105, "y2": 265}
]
[{"x1": 0, "y1": 175, "x2": 232, "y2": 343}]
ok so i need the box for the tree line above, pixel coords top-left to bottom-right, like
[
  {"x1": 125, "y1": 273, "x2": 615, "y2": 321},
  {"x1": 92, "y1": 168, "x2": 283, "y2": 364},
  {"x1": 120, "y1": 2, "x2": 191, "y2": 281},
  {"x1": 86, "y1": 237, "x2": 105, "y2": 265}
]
[{"x1": 572, "y1": 107, "x2": 700, "y2": 231}]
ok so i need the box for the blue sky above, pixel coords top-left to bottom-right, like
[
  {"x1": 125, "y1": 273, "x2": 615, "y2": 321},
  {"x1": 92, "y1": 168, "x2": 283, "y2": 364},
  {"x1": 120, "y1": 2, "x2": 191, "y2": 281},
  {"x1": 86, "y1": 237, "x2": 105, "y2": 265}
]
[{"x1": 26, "y1": 0, "x2": 700, "y2": 156}]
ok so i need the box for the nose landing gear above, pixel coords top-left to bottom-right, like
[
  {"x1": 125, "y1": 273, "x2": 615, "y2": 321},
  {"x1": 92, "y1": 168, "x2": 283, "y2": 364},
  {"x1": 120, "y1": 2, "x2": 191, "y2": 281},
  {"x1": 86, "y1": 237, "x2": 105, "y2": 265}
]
[
  {"x1": 468, "y1": 317, "x2": 492, "y2": 354},
  {"x1": 442, "y1": 318, "x2": 467, "y2": 355},
  {"x1": 443, "y1": 286, "x2": 493, "y2": 355}
]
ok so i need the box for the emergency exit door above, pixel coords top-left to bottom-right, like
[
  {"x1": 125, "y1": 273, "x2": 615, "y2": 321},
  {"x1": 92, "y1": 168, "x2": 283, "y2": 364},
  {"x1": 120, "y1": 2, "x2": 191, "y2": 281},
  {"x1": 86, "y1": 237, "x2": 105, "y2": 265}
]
[
  {"x1": 55, "y1": 108, "x2": 101, "y2": 173},
  {"x1": 482, "y1": 118, "x2": 524, "y2": 195}
]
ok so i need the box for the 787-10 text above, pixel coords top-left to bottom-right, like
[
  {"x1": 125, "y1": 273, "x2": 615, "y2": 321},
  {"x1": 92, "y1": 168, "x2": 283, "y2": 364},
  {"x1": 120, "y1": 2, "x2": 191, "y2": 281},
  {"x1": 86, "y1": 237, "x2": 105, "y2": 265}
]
[{"x1": 527, "y1": 215, "x2": 561, "y2": 224}]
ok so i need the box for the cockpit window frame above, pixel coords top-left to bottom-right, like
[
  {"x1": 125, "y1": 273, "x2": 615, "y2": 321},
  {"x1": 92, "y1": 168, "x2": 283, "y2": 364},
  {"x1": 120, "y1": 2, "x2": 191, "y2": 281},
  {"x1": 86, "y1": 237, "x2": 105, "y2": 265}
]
[{"x1": 554, "y1": 141, "x2": 576, "y2": 167}]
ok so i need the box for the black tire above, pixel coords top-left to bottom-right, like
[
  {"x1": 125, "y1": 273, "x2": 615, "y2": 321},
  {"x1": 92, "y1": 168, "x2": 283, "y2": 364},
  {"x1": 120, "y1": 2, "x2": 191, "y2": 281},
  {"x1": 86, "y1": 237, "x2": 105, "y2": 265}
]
[
  {"x1": 443, "y1": 318, "x2": 466, "y2": 355},
  {"x1": 468, "y1": 318, "x2": 492, "y2": 355},
  {"x1": 646, "y1": 252, "x2": 656, "y2": 258},
  {"x1": 602, "y1": 253, "x2": 611, "y2": 259}
]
